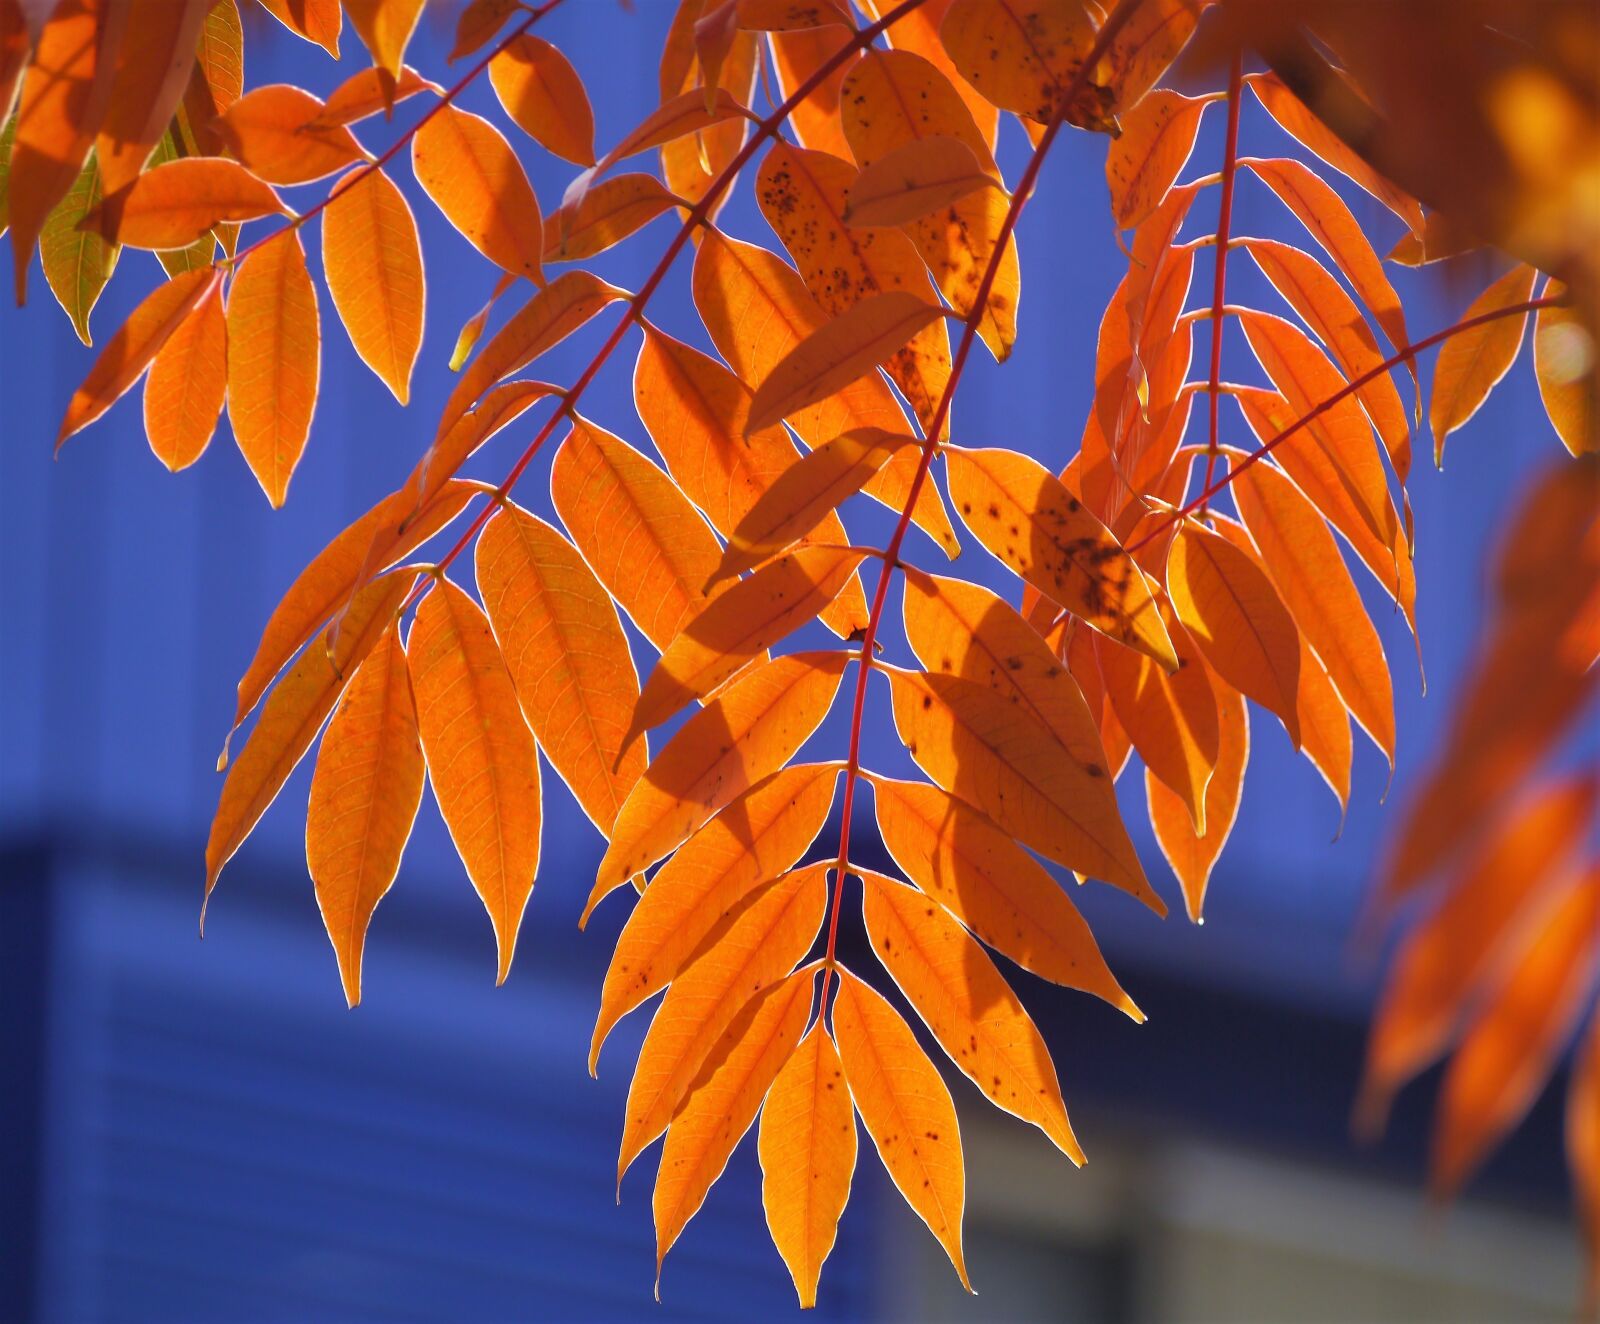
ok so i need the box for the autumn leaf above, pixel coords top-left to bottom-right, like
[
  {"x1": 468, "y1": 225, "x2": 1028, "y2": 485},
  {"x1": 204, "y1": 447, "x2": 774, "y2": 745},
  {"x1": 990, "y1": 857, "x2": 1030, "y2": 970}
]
[
  {"x1": 206, "y1": 83, "x2": 364, "y2": 185},
  {"x1": 451, "y1": 0, "x2": 520, "y2": 61},
  {"x1": 844, "y1": 135, "x2": 998, "y2": 228},
  {"x1": 407, "y1": 576, "x2": 542, "y2": 986},
  {"x1": 544, "y1": 173, "x2": 677, "y2": 263},
  {"x1": 759, "y1": 1021, "x2": 857, "y2": 1309},
  {"x1": 343, "y1": 0, "x2": 425, "y2": 91},
  {"x1": 87, "y1": 156, "x2": 284, "y2": 249},
  {"x1": 412, "y1": 103, "x2": 546, "y2": 282},
  {"x1": 227, "y1": 228, "x2": 320, "y2": 508},
  {"x1": 315, "y1": 65, "x2": 438, "y2": 127},
  {"x1": 91, "y1": 0, "x2": 208, "y2": 195},
  {"x1": 143, "y1": 275, "x2": 227, "y2": 471},
  {"x1": 322, "y1": 165, "x2": 424, "y2": 405},
  {"x1": 588, "y1": 652, "x2": 847, "y2": 917},
  {"x1": 476, "y1": 502, "x2": 647, "y2": 835},
  {"x1": 939, "y1": 0, "x2": 1109, "y2": 129},
  {"x1": 306, "y1": 622, "x2": 424, "y2": 1009},
  {"x1": 1430, "y1": 263, "x2": 1538, "y2": 464},
  {"x1": 40, "y1": 149, "x2": 116, "y2": 344},
  {"x1": 489, "y1": 33, "x2": 595, "y2": 166},
  {"x1": 1106, "y1": 89, "x2": 1208, "y2": 231},
  {"x1": 832, "y1": 967, "x2": 970, "y2": 1292},
  {"x1": 1533, "y1": 284, "x2": 1594, "y2": 457},
  {"x1": 256, "y1": 0, "x2": 340, "y2": 55}
]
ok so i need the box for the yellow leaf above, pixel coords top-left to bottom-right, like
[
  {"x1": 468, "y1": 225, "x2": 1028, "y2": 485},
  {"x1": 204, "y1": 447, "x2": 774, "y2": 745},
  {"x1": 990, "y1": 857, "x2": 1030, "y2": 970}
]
[
  {"x1": 749, "y1": 290, "x2": 948, "y2": 434},
  {"x1": 205, "y1": 570, "x2": 415, "y2": 909},
  {"x1": 143, "y1": 274, "x2": 227, "y2": 471},
  {"x1": 832, "y1": 967, "x2": 970, "y2": 1292},
  {"x1": 227, "y1": 228, "x2": 320, "y2": 508},
  {"x1": 447, "y1": 272, "x2": 515, "y2": 373},
  {"x1": 412, "y1": 103, "x2": 545, "y2": 282},
  {"x1": 886, "y1": 666, "x2": 1163, "y2": 912},
  {"x1": 861, "y1": 870, "x2": 1082, "y2": 1160},
  {"x1": 439, "y1": 270, "x2": 625, "y2": 436},
  {"x1": 550, "y1": 416, "x2": 723, "y2": 651},
  {"x1": 206, "y1": 83, "x2": 364, "y2": 185},
  {"x1": 1430, "y1": 263, "x2": 1538, "y2": 463},
  {"x1": 844, "y1": 134, "x2": 998, "y2": 228},
  {"x1": 476, "y1": 503, "x2": 646, "y2": 834},
  {"x1": 589, "y1": 652, "x2": 847, "y2": 915},
  {"x1": 618, "y1": 865, "x2": 828, "y2": 1186},
  {"x1": 57, "y1": 266, "x2": 219, "y2": 447},
  {"x1": 306, "y1": 623, "x2": 424, "y2": 1008},
  {"x1": 759, "y1": 1021, "x2": 856, "y2": 1310},
  {"x1": 89, "y1": 156, "x2": 285, "y2": 249},
  {"x1": 1232, "y1": 457, "x2": 1395, "y2": 765},
  {"x1": 232, "y1": 480, "x2": 481, "y2": 732},
  {"x1": 40, "y1": 150, "x2": 117, "y2": 344},
  {"x1": 715, "y1": 427, "x2": 915, "y2": 583},
  {"x1": 945, "y1": 444, "x2": 1177, "y2": 670},
  {"x1": 870, "y1": 775, "x2": 1139, "y2": 1015},
  {"x1": 322, "y1": 166, "x2": 423, "y2": 405},
  {"x1": 630, "y1": 546, "x2": 868, "y2": 742},
  {"x1": 408, "y1": 578, "x2": 542, "y2": 985},
  {"x1": 489, "y1": 33, "x2": 596, "y2": 166},
  {"x1": 654, "y1": 968, "x2": 815, "y2": 1286},
  {"x1": 588, "y1": 763, "x2": 837, "y2": 1067},
  {"x1": 1146, "y1": 673, "x2": 1248, "y2": 922},
  {"x1": 1168, "y1": 520, "x2": 1303, "y2": 748}
]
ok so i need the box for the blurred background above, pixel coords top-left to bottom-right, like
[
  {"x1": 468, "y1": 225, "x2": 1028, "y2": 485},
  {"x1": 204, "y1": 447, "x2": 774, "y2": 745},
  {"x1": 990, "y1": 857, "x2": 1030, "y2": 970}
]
[{"x1": 0, "y1": 4, "x2": 1587, "y2": 1320}]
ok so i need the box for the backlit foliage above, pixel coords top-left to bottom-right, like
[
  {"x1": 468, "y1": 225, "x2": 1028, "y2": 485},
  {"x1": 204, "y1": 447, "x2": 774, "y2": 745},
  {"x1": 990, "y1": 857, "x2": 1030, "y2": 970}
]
[{"x1": 3, "y1": 0, "x2": 1596, "y2": 1307}]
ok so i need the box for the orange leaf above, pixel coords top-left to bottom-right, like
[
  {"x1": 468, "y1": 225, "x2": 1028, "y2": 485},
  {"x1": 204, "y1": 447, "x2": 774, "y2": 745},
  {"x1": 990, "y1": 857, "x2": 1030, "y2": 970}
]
[
  {"x1": 315, "y1": 64, "x2": 437, "y2": 126},
  {"x1": 322, "y1": 165, "x2": 424, "y2": 405},
  {"x1": 1430, "y1": 263, "x2": 1538, "y2": 463},
  {"x1": 1244, "y1": 156, "x2": 1413, "y2": 365},
  {"x1": 832, "y1": 967, "x2": 970, "y2": 1291},
  {"x1": 766, "y1": 21, "x2": 856, "y2": 161},
  {"x1": 598, "y1": 86, "x2": 752, "y2": 175},
  {"x1": 589, "y1": 652, "x2": 847, "y2": 914},
  {"x1": 630, "y1": 546, "x2": 868, "y2": 741},
  {"x1": 1292, "y1": 628, "x2": 1353, "y2": 812},
  {"x1": 1431, "y1": 867, "x2": 1600, "y2": 1198},
  {"x1": 439, "y1": 269, "x2": 625, "y2": 436},
  {"x1": 206, "y1": 83, "x2": 364, "y2": 185},
  {"x1": 839, "y1": 46, "x2": 1017, "y2": 359},
  {"x1": 886, "y1": 666, "x2": 1162, "y2": 912},
  {"x1": 945, "y1": 445, "x2": 1178, "y2": 670},
  {"x1": 412, "y1": 104, "x2": 545, "y2": 282},
  {"x1": 56, "y1": 266, "x2": 219, "y2": 446},
  {"x1": 90, "y1": 156, "x2": 284, "y2": 249},
  {"x1": 1231, "y1": 454, "x2": 1395, "y2": 765},
  {"x1": 1106, "y1": 88, "x2": 1208, "y2": 231},
  {"x1": 227, "y1": 228, "x2": 319, "y2": 507},
  {"x1": 92, "y1": 0, "x2": 207, "y2": 195},
  {"x1": 232, "y1": 480, "x2": 481, "y2": 731},
  {"x1": 588, "y1": 763, "x2": 837, "y2": 1065},
  {"x1": 1533, "y1": 284, "x2": 1594, "y2": 457},
  {"x1": 1094, "y1": 619, "x2": 1219, "y2": 834},
  {"x1": 654, "y1": 968, "x2": 815, "y2": 1286},
  {"x1": 692, "y1": 230, "x2": 958, "y2": 557},
  {"x1": 759, "y1": 1022, "x2": 856, "y2": 1310},
  {"x1": 1361, "y1": 774, "x2": 1596, "y2": 1127},
  {"x1": 714, "y1": 427, "x2": 914, "y2": 583},
  {"x1": 475, "y1": 503, "x2": 647, "y2": 834},
  {"x1": 749, "y1": 289, "x2": 948, "y2": 434},
  {"x1": 756, "y1": 141, "x2": 951, "y2": 430},
  {"x1": 1101, "y1": 0, "x2": 1198, "y2": 111},
  {"x1": 1146, "y1": 674, "x2": 1248, "y2": 922},
  {"x1": 870, "y1": 775, "x2": 1139, "y2": 1015},
  {"x1": 1241, "y1": 237, "x2": 1413, "y2": 484},
  {"x1": 407, "y1": 577, "x2": 541, "y2": 985},
  {"x1": 7, "y1": 0, "x2": 118, "y2": 303},
  {"x1": 343, "y1": 0, "x2": 425, "y2": 87},
  {"x1": 618, "y1": 865, "x2": 828, "y2": 1186},
  {"x1": 844, "y1": 135, "x2": 998, "y2": 228},
  {"x1": 489, "y1": 33, "x2": 595, "y2": 166},
  {"x1": 543, "y1": 173, "x2": 677, "y2": 263},
  {"x1": 857, "y1": 0, "x2": 996, "y2": 144},
  {"x1": 550, "y1": 416, "x2": 723, "y2": 651},
  {"x1": 1249, "y1": 72, "x2": 1424, "y2": 236},
  {"x1": 306, "y1": 622, "x2": 424, "y2": 1008},
  {"x1": 1168, "y1": 520, "x2": 1303, "y2": 748},
  {"x1": 256, "y1": 0, "x2": 340, "y2": 55},
  {"x1": 450, "y1": 0, "x2": 519, "y2": 61},
  {"x1": 634, "y1": 323, "x2": 869, "y2": 635},
  {"x1": 143, "y1": 275, "x2": 227, "y2": 470},
  {"x1": 204, "y1": 570, "x2": 414, "y2": 908},
  {"x1": 410, "y1": 380, "x2": 559, "y2": 507},
  {"x1": 861, "y1": 871, "x2": 1082, "y2": 1159}
]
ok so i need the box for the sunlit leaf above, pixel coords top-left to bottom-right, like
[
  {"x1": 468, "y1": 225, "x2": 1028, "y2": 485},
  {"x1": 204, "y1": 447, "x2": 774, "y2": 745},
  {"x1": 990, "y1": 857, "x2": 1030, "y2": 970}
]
[
  {"x1": 1430, "y1": 263, "x2": 1538, "y2": 464},
  {"x1": 143, "y1": 275, "x2": 227, "y2": 471},
  {"x1": 206, "y1": 83, "x2": 364, "y2": 185},
  {"x1": 315, "y1": 64, "x2": 437, "y2": 126},
  {"x1": 92, "y1": 0, "x2": 207, "y2": 195},
  {"x1": 343, "y1": 0, "x2": 425, "y2": 91},
  {"x1": 844, "y1": 135, "x2": 998, "y2": 228},
  {"x1": 87, "y1": 156, "x2": 284, "y2": 250},
  {"x1": 490, "y1": 33, "x2": 595, "y2": 166},
  {"x1": 544, "y1": 173, "x2": 677, "y2": 262},
  {"x1": 40, "y1": 149, "x2": 116, "y2": 343},
  {"x1": 256, "y1": 0, "x2": 340, "y2": 55},
  {"x1": 1106, "y1": 88, "x2": 1208, "y2": 231},
  {"x1": 1532, "y1": 283, "x2": 1594, "y2": 457},
  {"x1": 939, "y1": 0, "x2": 1109, "y2": 129}
]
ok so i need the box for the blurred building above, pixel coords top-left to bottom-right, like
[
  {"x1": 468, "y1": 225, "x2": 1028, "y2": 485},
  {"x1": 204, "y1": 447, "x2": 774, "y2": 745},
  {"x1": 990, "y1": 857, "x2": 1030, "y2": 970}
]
[{"x1": 0, "y1": 7, "x2": 1585, "y2": 1321}]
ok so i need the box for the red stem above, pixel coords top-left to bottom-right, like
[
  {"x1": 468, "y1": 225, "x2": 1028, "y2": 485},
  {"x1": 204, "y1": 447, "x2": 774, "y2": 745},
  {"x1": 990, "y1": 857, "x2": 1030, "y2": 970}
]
[
  {"x1": 224, "y1": 0, "x2": 566, "y2": 273},
  {"x1": 1198, "y1": 50, "x2": 1244, "y2": 513},
  {"x1": 817, "y1": 0, "x2": 1150, "y2": 1020},
  {"x1": 1126, "y1": 294, "x2": 1562, "y2": 554},
  {"x1": 418, "y1": 0, "x2": 933, "y2": 597}
]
